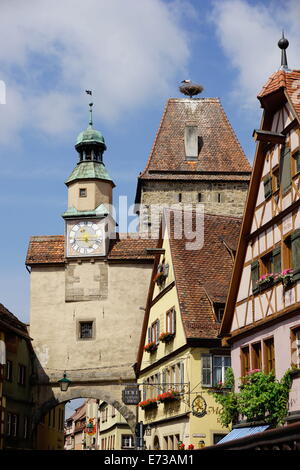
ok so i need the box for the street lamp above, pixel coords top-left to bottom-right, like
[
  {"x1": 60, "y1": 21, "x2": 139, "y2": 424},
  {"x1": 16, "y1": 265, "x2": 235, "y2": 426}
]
[{"x1": 58, "y1": 371, "x2": 71, "y2": 392}]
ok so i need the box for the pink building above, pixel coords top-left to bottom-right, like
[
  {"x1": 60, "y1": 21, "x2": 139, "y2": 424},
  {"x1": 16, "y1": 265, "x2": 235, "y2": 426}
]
[{"x1": 221, "y1": 36, "x2": 300, "y2": 425}]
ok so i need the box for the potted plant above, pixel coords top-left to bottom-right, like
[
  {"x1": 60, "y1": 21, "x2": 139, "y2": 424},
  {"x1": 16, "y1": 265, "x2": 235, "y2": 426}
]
[
  {"x1": 138, "y1": 398, "x2": 158, "y2": 410},
  {"x1": 157, "y1": 389, "x2": 181, "y2": 403},
  {"x1": 274, "y1": 268, "x2": 293, "y2": 287},
  {"x1": 144, "y1": 341, "x2": 158, "y2": 353},
  {"x1": 159, "y1": 331, "x2": 175, "y2": 343},
  {"x1": 256, "y1": 273, "x2": 274, "y2": 290}
]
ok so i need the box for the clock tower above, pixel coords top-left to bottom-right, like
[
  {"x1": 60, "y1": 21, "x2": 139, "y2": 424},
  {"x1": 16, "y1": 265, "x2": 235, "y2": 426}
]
[{"x1": 63, "y1": 103, "x2": 115, "y2": 258}]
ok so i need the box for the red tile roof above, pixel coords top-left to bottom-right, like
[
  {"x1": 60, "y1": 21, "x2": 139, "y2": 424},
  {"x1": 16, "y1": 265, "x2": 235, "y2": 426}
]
[
  {"x1": 258, "y1": 69, "x2": 300, "y2": 120},
  {"x1": 26, "y1": 234, "x2": 157, "y2": 265},
  {"x1": 139, "y1": 98, "x2": 252, "y2": 180},
  {"x1": 167, "y1": 210, "x2": 242, "y2": 339}
]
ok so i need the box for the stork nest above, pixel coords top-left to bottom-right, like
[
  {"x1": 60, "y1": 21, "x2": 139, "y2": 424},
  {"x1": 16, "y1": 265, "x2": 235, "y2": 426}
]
[{"x1": 179, "y1": 83, "x2": 203, "y2": 98}]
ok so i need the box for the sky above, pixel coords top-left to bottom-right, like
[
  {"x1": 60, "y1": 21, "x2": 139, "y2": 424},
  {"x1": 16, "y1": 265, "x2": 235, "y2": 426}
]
[{"x1": 1, "y1": 0, "x2": 300, "y2": 324}]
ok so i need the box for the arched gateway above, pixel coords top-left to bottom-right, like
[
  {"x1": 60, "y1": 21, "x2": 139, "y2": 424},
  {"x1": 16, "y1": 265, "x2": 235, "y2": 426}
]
[{"x1": 26, "y1": 104, "x2": 156, "y2": 435}]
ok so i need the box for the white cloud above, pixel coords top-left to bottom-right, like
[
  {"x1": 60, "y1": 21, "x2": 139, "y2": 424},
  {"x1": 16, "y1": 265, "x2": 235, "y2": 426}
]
[
  {"x1": 0, "y1": 0, "x2": 191, "y2": 145},
  {"x1": 211, "y1": 0, "x2": 300, "y2": 111}
]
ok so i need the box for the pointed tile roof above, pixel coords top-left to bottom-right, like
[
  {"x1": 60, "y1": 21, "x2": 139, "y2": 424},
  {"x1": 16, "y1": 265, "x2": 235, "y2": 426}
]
[
  {"x1": 258, "y1": 69, "x2": 300, "y2": 120},
  {"x1": 167, "y1": 211, "x2": 242, "y2": 339},
  {"x1": 221, "y1": 69, "x2": 300, "y2": 338},
  {"x1": 137, "y1": 98, "x2": 251, "y2": 182}
]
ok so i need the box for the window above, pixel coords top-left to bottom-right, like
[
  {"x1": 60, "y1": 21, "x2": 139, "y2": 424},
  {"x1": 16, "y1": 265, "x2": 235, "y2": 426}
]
[
  {"x1": 166, "y1": 308, "x2": 176, "y2": 334},
  {"x1": 18, "y1": 364, "x2": 26, "y2": 386},
  {"x1": 263, "y1": 174, "x2": 272, "y2": 199},
  {"x1": 293, "y1": 150, "x2": 300, "y2": 174},
  {"x1": 12, "y1": 414, "x2": 18, "y2": 437},
  {"x1": 178, "y1": 193, "x2": 182, "y2": 203},
  {"x1": 241, "y1": 346, "x2": 250, "y2": 377},
  {"x1": 291, "y1": 327, "x2": 300, "y2": 368},
  {"x1": 280, "y1": 144, "x2": 291, "y2": 195},
  {"x1": 261, "y1": 252, "x2": 273, "y2": 275},
  {"x1": 215, "y1": 304, "x2": 225, "y2": 323},
  {"x1": 79, "y1": 321, "x2": 94, "y2": 339},
  {"x1": 184, "y1": 125, "x2": 198, "y2": 160},
  {"x1": 291, "y1": 230, "x2": 300, "y2": 281},
  {"x1": 272, "y1": 165, "x2": 280, "y2": 192},
  {"x1": 121, "y1": 434, "x2": 134, "y2": 449},
  {"x1": 212, "y1": 356, "x2": 231, "y2": 386},
  {"x1": 6, "y1": 413, "x2": 11, "y2": 436},
  {"x1": 79, "y1": 188, "x2": 87, "y2": 197},
  {"x1": 213, "y1": 434, "x2": 227, "y2": 444},
  {"x1": 251, "y1": 342, "x2": 262, "y2": 370},
  {"x1": 202, "y1": 354, "x2": 231, "y2": 387},
  {"x1": 264, "y1": 337, "x2": 275, "y2": 373},
  {"x1": 24, "y1": 416, "x2": 28, "y2": 439},
  {"x1": 217, "y1": 193, "x2": 221, "y2": 203},
  {"x1": 148, "y1": 320, "x2": 160, "y2": 344},
  {"x1": 198, "y1": 193, "x2": 203, "y2": 203},
  {"x1": 6, "y1": 360, "x2": 13, "y2": 382},
  {"x1": 251, "y1": 260, "x2": 260, "y2": 294}
]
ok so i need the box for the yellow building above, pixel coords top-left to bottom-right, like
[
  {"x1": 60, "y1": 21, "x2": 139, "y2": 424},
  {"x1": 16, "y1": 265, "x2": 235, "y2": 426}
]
[
  {"x1": 36, "y1": 404, "x2": 65, "y2": 450},
  {"x1": 99, "y1": 401, "x2": 134, "y2": 450},
  {"x1": 136, "y1": 210, "x2": 241, "y2": 449}
]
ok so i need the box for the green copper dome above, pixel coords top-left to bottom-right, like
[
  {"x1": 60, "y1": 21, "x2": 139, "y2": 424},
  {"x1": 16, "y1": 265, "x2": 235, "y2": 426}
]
[{"x1": 76, "y1": 126, "x2": 106, "y2": 146}]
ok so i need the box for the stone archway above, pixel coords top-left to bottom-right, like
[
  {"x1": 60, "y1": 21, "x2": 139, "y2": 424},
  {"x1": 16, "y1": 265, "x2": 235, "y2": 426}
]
[{"x1": 31, "y1": 382, "x2": 138, "y2": 437}]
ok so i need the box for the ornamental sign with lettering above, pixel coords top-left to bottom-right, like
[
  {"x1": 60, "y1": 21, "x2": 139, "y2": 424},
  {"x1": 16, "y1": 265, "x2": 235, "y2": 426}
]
[{"x1": 122, "y1": 386, "x2": 141, "y2": 405}]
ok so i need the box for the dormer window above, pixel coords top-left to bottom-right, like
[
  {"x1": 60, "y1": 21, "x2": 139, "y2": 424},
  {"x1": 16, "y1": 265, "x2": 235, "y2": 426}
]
[{"x1": 184, "y1": 125, "x2": 199, "y2": 160}]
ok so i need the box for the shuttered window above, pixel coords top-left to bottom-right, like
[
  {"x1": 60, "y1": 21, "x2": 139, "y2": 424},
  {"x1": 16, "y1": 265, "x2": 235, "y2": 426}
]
[
  {"x1": 280, "y1": 144, "x2": 291, "y2": 195},
  {"x1": 272, "y1": 246, "x2": 281, "y2": 274},
  {"x1": 263, "y1": 174, "x2": 272, "y2": 199},
  {"x1": 293, "y1": 150, "x2": 300, "y2": 174},
  {"x1": 291, "y1": 229, "x2": 300, "y2": 280},
  {"x1": 251, "y1": 260, "x2": 260, "y2": 294}
]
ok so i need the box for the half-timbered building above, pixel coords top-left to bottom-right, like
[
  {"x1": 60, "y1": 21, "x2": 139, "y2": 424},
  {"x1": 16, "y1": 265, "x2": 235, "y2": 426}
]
[{"x1": 220, "y1": 37, "x2": 300, "y2": 425}]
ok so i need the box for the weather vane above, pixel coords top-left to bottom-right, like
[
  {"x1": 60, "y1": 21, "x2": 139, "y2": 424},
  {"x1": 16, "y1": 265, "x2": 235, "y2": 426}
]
[{"x1": 85, "y1": 90, "x2": 93, "y2": 126}]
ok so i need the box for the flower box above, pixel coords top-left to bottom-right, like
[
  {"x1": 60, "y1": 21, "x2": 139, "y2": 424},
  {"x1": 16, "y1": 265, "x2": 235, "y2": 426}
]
[
  {"x1": 159, "y1": 332, "x2": 175, "y2": 343},
  {"x1": 256, "y1": 273, "x2": 274, "y2": 290},
  {"x1": 274, "y1": 269, "x2": 293, "y2": 288},
  {"x1": 157, "y1": 390, "x2": 181, "y2": 403},
  {"x1": 138, "y1": 398, "x2": 158, "y2": 410},
  {"x1": 144, "y1": 341, "x2": 158, "y2": 353}
]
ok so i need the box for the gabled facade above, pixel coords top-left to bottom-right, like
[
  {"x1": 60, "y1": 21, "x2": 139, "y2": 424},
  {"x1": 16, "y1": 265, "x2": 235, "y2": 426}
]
[
  {"x1": 98, "y1": 401, "x2": 134, "y2": 450},
  {"x1": 0, "y1": 303, "x2": 35, "y2": 450},
  {"x1": 136, "y1": 210, "x2": 242, "y2": 449},
  {"x1": 135, "y1": 97, "x2": 251, "y2": 233},
  {"x1": 221, "y1": 45, "x2": 300, "y2": 424}
]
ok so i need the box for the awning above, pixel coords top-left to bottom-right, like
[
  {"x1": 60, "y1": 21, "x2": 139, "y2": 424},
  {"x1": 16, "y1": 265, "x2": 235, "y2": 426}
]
[{"x1": 217, "y1": 425, "x2": 269, "y2": 444}]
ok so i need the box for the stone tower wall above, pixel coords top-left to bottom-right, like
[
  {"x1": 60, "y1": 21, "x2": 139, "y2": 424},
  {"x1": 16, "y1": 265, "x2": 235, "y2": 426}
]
[{"x1": 138, "y1": 180, "x2": 249, "y2": 232}]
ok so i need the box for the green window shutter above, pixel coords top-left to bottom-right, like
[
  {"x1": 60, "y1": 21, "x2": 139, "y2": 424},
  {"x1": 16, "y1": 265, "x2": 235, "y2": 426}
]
[
  {"x1": 294, "y1": 150, "x2": 300, "y2": 173},
  {"x1": 263, "y1": 175, "x2": 272, "y2": 199},
  {"x1": 291, "y1": 230, "x2": 300, "y2": 277},
  {"x1": 251, "y1": 260, "x2": 260, "y2": 293},
  {"x1": 272, "y1": 246, "x2": 281, "y2": 274},
  {"x1": 280, "y1": 145, "x2": 291, "y2": 195}
]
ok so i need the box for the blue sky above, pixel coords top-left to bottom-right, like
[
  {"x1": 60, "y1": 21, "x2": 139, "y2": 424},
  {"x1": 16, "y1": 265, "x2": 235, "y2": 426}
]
[{"x1": 0, "y1": 0, "x2": 299, "y2": 323}]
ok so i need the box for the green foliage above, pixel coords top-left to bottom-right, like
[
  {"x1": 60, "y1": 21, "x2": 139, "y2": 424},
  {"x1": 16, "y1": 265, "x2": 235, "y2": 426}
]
[{"x1": 212, "y1": 368, "x2": 293, "y2": 428}]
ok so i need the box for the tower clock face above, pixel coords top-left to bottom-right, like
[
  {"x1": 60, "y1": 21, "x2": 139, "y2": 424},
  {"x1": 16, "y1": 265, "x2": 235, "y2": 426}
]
[{"x1": 67, "y1": 220, "x2": 104, "y2": 256}]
